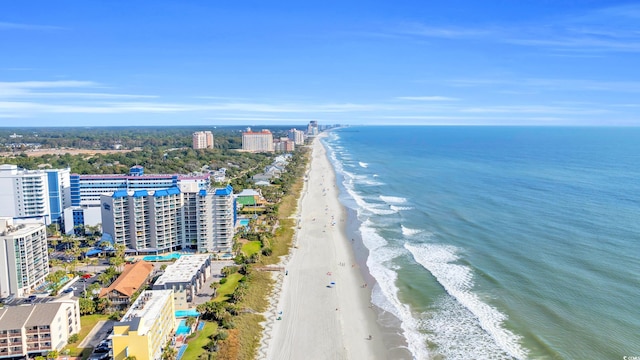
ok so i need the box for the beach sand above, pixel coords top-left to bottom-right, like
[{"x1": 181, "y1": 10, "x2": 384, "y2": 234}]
[{"x1": 260, "y1": 135, "x2": 387, "y2": 359}]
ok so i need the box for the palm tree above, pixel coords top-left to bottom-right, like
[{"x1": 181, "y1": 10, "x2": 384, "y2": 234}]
[
  {"x1": 185, "y1": 316, "x2": 197, "y2": 331},
  {"x1": 161, "y1": 344, "x2": 177, "y2": 360}
]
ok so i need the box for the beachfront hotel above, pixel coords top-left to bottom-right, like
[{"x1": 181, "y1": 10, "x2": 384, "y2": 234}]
[
  {"x1": 100, "y1": 184, "x2": 235, "y2": 254},
  {"x1": 0, "y1": 298, "x2": 81, "y2": 359},
  {"x1": 0, "y1": 165, "x2": 71, "y2": 227},
  {"x1": 288, "y1": 128, "x2": 305, "y2": 145},
  {"x1": 65, "y1": 165, "x2": 210, "y2": 233},
  {"x1": 0, "y1": 218, "x2": 48, "y2": 298},
  {"x1": 152, "y1": 254, "x2": 211, "y2": 310},
  {"x1": 192, "y1": 131, "x2": 214, "y2": 150},
  {"x1": 111, "y1": 289, "x2": 175, "y2": 360},
  {"x1": 241, "y1": 128, "x2": 274, "y2": 152}
]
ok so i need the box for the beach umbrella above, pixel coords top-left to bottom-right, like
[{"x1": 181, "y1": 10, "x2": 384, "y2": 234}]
[{"x1": 330, "y1": 282, "x2": 335, "y2": 285}]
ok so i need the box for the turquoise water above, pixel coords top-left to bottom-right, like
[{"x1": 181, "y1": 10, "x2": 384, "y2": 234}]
[
  {"x1": 175, "y1": 309, "x2": 200, "y2": 318},
  {"x1": 142, "y1": 253, "x2": 181, "y2": 262},
  {"x1": 239, "y1": 218, "x2": 250, "y2": 226},
  {"x1": 175, "y1": 319, "x2": 190, "y2": 335},
  {"x1": 324, "y1": 127, "x2": 640, "y2": 360}
]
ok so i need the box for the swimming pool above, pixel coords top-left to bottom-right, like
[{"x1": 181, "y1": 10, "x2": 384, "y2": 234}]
[
  {"x1": 142, "y1": 253, "x2": 181, "y2": 262},
  {"x1": 175, "y1": 319, "x2": 191, "y2": 336},
  {"x1": 175, "y1": 309, "x2": 200, "y2": 318},
  {"x1": 239, "y1": 219, "x2": 250, "y2": 226}
]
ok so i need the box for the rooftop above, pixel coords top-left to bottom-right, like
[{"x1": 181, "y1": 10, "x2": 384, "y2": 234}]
[
  {"x1": 99, "y1": 261, "x2": 154, "y2": 298},
  {"x1": 117, "y1": 289, "x2": 173, "y2": 335},
  {"x1": 154, "y1": 254, "x2": 210, "y2": 286}
]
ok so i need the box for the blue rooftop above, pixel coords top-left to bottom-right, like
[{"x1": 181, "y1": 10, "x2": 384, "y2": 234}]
[
  {"x1": 112, "y1": 190, "x2": 129, "y2": 198},
  {"x1": 199, "y1": 189, "x2": 207, "y2": 196},
  {"x1": 154, "y1": 187, "x2": 181, "y2": 197},
  {"x1": 133, "y1": 190, "x2": 148, "y2": 198},
  {"x1": 215, "y1": 184, "x2": 233, "y2": 196}
]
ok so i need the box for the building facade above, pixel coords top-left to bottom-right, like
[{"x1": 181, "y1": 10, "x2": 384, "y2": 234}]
[
  {"x1": 0, "y1": 298, "x2": 81, "y2": 359},
  {"x1": 99, "y1": 261, "x2": 154, "y2": 308},
  {"x1": 65, "y1": 166, "x2": 210, "y2": 233},
  {"x1": 241, "y1": 129, "x2": 274, "y2": 152},
  {"x1": 192, "y1": 131, "x2": 214, "y2": 149},
  {"x1": 101, "y1": 185, "x2": 235, "y2": 255},
  {"x1": 274, "y1": 138, "x2": 295, "y2": 152},
  {"x1": 0, "y1": 165, "x2": 51, "y2": 225},
  {"x1": 0, "y1": 218, "x2": 48, "y2": 298},
  {"x1": 152, "y1": 254, "x2": 211, "y2": 310},
  {"x1": 112, "y1": 290, "x2": 175, "y2": 360},
  {"x1": 288, "y1": 128, "x2": 305, "y2": 145}
]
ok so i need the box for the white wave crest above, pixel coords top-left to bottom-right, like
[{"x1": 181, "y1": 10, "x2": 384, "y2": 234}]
[
  {"x1": 390, "y1": 205, "x2": 413, "y2": 212},
  {"x1": 405, "y1": 243, "x2": 528, "y2": 360},
  {"x1": 360, "y1": 224, "x2": 430, "y2": 359},
  {"x1": 401, "y1": 225, "x2": 422, "y2": 236},
  {"x1": 359, "y1": 161, "x2": 369, "y2": 168},
  {"x1": 380, "y1": 195, "x2": 408, "y2": 204}
]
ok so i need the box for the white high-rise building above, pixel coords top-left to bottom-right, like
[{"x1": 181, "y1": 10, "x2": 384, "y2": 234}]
[
  {"x1": 101, "y1": 185, "x2": 235, "y2": 255},
  {"x1": 192, "y1": 131, "x2": 214, "y2": 149},
  {"x1": 288, "y1": 128, "x2": 305, "y2": 145},
  {"x1": 242, "y1": 129, "x2": 274, "y2": 152},
  {"x1": 0, "y1": 165, "x2": 51, "y2": 225},
  {"x1": 0, "y1": 218, "x2": 48, "y2": 298}
]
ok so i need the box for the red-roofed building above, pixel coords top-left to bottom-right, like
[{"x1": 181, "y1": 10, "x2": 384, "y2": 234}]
[{"x1": 99, "y1": 261, "x2": 154, "y2": 308}]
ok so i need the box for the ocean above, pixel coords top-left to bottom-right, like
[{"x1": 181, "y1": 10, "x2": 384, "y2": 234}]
[{"x1": 322, "y1": 126, "x2": 640, "y2": 360}]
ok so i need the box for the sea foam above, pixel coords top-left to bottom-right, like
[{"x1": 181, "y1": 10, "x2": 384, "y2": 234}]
[
  {"x1": 380, "y1": 195, "x2": 408, "y2": 204},
  {"x1": 360, "y1": 222, "x2": 430, "y2": 360},
  {"x1": 405, "y1": 243, "x2": 528, "y2": 360}
]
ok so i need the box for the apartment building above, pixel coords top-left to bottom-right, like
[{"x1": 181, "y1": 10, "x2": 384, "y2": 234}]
[
  {"x1": 0, "y1": 165, "x2": 72, "y2": 226},
  {"x1": 274, "y1": 137, "x2": 295, "y2": 152},
  {"x1": 112, "y1": 290, "x2": 175, "y2": 360},
  {"x1": 101, "y1": 185, "x2": 236, "y2": 255},
  {"x1": 0, "y1": 298, "x2": 81, "y2": 359},
  {"x1": 192, "y1": 131, "x2": 214, "y2": 149},
  {"x1": 288, "y1": 128, "x2": 305, "y2": 145},
  {"x1": 65, "y1": 166, "x2": 210, "y2": 233},
  {"x1": 0, "y1": 218, "x2": 48, "y2": 298},
  {"x1": 152, "y1": 254, "x2": 211, "y2": 310},
  {"x1": 241, "y1": 129, "x2": 274, "y2": 152}
]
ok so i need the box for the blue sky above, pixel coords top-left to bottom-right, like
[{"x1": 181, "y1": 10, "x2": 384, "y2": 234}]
[{"x1": 1, "y1": 1, "x2": 639, "y2": 126}]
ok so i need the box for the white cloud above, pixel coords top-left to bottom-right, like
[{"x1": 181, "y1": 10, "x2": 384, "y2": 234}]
[{"x1": 396, "y1": 96, "x2": 459, "y2": 101}]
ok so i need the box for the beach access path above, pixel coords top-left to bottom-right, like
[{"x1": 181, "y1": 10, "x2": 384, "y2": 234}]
[{"x1": 262, "y1": 135, "x2": 386, "y2": 359}]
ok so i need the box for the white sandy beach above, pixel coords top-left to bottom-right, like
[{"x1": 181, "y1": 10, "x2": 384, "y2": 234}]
[{"x1": 259, "y1": 134, "x2": 387, "y2": 360}]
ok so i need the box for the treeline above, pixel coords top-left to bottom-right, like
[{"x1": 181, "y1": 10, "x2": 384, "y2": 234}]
[
  {"x1": 0, "y1": 126, "x2": 305, "y2": 175},
  {"x1": 0, "y1": 125, "x2": 302, "y2": 151}
]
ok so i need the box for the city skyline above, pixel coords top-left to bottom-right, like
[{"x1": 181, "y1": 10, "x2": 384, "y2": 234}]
[{"x1": 1, "y1": 1, "x2": 639, "y2": 126}]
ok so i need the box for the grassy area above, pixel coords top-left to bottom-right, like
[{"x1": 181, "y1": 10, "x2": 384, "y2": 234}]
[
  {"x1": 182, "y1": 321, "x2": 218, "y2": 360},
  {"x1": 241, "y1": 241, "x2": 261, "y2": 257},
  {"x1": 214, "y1": 273, "x2": 243, "y2": 302},
  {"x1": 64, "y1": 314, "x2": 110, "y2": 359}
]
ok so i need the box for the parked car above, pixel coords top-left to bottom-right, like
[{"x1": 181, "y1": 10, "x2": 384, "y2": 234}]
[{"x1": 27, "y1": 295, "x2": 37, "y2": 302}]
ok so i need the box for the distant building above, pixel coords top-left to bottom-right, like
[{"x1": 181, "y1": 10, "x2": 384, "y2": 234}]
[
  {"x1": 0, "y1": 298, "x2": 81, "y2": 358},
  {"x1": 152, "y1": 254, "x2": 211, "y2": 310},
  {"x1": 288, "y1": 128, "x2": 305, "y2": 145},
  {"x1": 112, "y1": 290, "x2": 175, "y2": 360},
  {"x1": 0, "y1": 218, "x2": 48, "y2": 298},
  {"x1": 192, "y1": 131, "x2": 214, "y2": 150},
  {"x1": 242, "y1": 129, "x2": 274, "y2": 152},
  {"x1": 99, "y1": 261, "x2": 155, "y2": 308},
  {"x1": 307, "y1": 121, "x2": 318, "y2": 136},
  {"x1": 274, "y1": 137, "x2": 295, "y2": 152}
]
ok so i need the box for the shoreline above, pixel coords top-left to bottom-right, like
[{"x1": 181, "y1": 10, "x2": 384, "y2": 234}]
[{"x1": 259, "y1": 134, "x2": 388, "y2": 359}]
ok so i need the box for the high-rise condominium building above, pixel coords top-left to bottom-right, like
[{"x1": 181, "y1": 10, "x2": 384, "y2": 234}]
[
  {"x1": 242, "y1": 129, "x2": 274, "y2": 152},
  {"x1": 100, "y1": 185, "x2": 235, "y2": 254},
  {"x1": 288, "y1": 128, "x2": 305, "y2": 145},
  {"x1": 0, "y1": 218, "x2": 48, "y2": 298},
  {"x1": 192, "y1": 131, "x2": 214, "y2": 149},
  {"x1": 307, "y1": 121, "x2": 319, "y2": 136},
  {"x1": 65, "y1": 166, "x2": 210, "y2": 233},
  {"x1": 0, "y1": 165, "x2": 70, "y2": 226}
]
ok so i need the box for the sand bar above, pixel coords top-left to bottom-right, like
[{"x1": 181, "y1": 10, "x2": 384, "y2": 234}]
[{"x1": 260, "y1": 134, "x2": 387, "y2": 359}]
